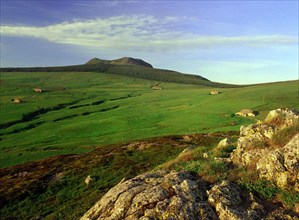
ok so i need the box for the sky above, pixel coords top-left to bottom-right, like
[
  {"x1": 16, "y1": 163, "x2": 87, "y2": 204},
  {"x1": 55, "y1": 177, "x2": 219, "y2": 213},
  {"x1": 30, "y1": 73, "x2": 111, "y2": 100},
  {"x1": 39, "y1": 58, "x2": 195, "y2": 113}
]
[{"x1": 0, "y1": 0, "x2": 298, "y2": 84}]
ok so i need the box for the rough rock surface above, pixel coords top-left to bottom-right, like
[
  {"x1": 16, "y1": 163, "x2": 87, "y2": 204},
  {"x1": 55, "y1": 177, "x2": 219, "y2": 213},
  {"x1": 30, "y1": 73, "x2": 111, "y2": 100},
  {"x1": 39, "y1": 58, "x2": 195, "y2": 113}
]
[
  {"x1": 208, "y1": 181, "x2": 264, "y2": 220},
  {"x1": 265, "y1": 108, "x2": 299, "y2": 129},
  {"x1": 230, "y1": 108, "x2": 299, "y2": 191},
  {"x1": 230, "y1": 123, "x2": 273, "y2": 166},
  {"x1": 81, "y1": 170, "x2": 217, "y2": 220},
  {"x1": 81, "y1": 170, "x2": 298, "y2": 220},
  {"x1": 257, "y1": 134, "x2": 299, "y2": 190}
]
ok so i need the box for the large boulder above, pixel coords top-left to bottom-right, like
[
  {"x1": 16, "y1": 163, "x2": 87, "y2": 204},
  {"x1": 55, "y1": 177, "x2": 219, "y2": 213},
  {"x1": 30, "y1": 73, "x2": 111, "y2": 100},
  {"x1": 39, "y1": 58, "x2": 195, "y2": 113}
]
[{"x1": 80, "y1": 170, "x2": 217, "y2": 220}]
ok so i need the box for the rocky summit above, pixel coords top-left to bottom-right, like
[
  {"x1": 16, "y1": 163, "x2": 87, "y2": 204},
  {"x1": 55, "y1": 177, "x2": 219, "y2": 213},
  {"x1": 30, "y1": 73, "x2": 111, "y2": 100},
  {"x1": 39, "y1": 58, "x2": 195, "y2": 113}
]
[{"x1": 85, "y1": 57, "x2": 153, "y2": 68}]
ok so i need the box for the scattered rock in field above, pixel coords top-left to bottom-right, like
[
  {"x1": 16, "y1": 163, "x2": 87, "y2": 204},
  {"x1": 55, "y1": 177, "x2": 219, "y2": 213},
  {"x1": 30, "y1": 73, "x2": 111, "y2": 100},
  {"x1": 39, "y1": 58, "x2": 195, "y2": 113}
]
[
  {"x1": 235, "y1": 109, "x2": 257, "y2": 117},
  {"x1": 11, "y1": 98, "x2": 21, "y2": 103},
  {"x1": 209, "y1": 90, "x2": 219, "y2": 95},
  {"x1": 84, "y1": 175, "x2": 93, "y2": 185},
  {"x1": 33, "y1": 88, "x2": 42, "y2": 93},
  {"x1": 151, "y1": 83, "x2": 162, "y2": 90}
]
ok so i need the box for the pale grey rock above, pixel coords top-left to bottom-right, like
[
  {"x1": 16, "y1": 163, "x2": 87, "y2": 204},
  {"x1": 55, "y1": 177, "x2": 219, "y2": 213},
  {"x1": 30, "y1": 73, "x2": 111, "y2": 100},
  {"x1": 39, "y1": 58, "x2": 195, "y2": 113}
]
[
  {"x1": 217, "y1": 138, "x2": 231, "y2": 149},
  {"x1": 231, "y1": 108, "x2": 298, "y2": 166},
  {"x1": 208, "y1": 181, "x2": 265, "y2": 220},
  {"x1": 84, "y1": 175, "x2": 93, "y2": 185},
  {"x1": 257, "y1": 134, "x2": 299, "y2": 190},
  {"x1": 265, "y1": 108, "x2": 299, "y2": 129},
  {"x1": 235, "y1": 109, "x2": 256, "y2": 117},
  {"x1": 81, "y1": 170, "x2": 218, "y2": 220},
  {"x1": 81, "y1": 170, "x2": 299, "y2": 220},
  {"x1": 231, "y1": 108, "x2": 299, "y2": 191}
]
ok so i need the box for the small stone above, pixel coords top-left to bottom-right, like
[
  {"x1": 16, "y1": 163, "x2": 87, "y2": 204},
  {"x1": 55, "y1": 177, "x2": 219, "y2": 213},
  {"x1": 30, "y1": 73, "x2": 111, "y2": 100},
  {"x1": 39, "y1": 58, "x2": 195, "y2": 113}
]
[
  {"x1": 217, "y1": 138, "x2": 231, "y2": 149},
  {"x1": 84, "y1": 175, "x2": 93, "y2": 185},
  {"x1": 203, "y1": 153, "x2": 209, "y2": 158}
]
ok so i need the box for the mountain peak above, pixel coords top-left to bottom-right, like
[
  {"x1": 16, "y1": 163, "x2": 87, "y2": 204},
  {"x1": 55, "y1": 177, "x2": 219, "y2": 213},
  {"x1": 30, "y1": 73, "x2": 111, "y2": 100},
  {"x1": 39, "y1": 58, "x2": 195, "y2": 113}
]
[
  {"x1": 85, "y1": 57, "x2": 153, "y2": 68},
  {"x1": 85, "y1": 58, "x2": 106, "y2": 65}
]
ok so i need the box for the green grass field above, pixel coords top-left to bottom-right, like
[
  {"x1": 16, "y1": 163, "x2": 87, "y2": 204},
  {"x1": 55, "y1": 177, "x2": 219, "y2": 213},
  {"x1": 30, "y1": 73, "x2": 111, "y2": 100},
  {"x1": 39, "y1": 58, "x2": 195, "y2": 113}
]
[{"x1": 0, "y1": 71, "x2": 298, "y2": 168}]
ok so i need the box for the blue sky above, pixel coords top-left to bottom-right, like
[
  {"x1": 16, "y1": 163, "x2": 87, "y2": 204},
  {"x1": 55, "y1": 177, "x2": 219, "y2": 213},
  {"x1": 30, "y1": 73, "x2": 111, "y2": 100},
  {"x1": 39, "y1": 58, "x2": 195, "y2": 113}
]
[{"x1": 0, "y1": 0, "x2": 298, "y2": 84}]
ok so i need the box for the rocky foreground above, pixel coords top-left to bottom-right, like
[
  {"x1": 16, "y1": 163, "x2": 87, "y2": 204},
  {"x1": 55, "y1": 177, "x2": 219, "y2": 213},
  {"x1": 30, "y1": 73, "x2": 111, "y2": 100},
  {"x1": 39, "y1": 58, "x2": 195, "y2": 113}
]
[
  {"x1": 82, "y1": 109, "x2": 299, "y2": 220},
  {"x1": 81, "y1": 170, "x2": 281, "y2": 220}
]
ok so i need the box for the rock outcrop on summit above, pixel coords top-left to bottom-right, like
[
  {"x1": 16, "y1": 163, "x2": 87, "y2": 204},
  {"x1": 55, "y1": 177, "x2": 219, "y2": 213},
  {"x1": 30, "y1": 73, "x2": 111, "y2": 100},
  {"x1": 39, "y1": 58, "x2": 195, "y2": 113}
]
[{"x1": 85, "y1": 57, "x2": 153, "y2": 68}]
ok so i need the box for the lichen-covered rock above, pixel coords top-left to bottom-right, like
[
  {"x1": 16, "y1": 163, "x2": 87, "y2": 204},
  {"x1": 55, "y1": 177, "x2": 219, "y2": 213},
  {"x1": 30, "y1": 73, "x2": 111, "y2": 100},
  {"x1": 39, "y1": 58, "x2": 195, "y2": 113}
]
[
  {"x1": 208, "y1": 181, "x2": 265, "y2": 220},
  {"x1": 265, "y1": 108, "x2": 299, "y2": 129},
  {"x1": 81, "y1": 170, "x2": 218, "y2": 220},
  {"x1": 231, "y1": 124, "x2": 271, "y2": 166},
  {"x1": 82, "y1": 170, "x2": 299, "y2": 220},
  {"x1": 257, "y1": 134, "x2": 299, "y2": 190},
  {"x1": 230, "y1": 108, "x2": 299, "y2": 191}
]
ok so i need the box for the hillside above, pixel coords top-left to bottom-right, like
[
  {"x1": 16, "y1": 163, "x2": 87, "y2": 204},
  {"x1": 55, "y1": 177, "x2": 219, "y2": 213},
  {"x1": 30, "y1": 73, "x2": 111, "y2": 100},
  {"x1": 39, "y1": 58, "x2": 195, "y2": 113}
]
[
  {"x1": 0, "y1": 57, "x2": 238, "y2": 88},
  {"x1": 0, "y1": 70, "x2": 298, "y2": 168}
]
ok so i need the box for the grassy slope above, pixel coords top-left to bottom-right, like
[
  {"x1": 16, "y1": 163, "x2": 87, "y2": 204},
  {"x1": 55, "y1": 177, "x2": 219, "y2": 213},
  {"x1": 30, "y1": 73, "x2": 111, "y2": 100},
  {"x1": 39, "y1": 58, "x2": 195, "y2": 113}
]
[
  {"x1": 0, "y1": 134, "x2": 226, "y2": 219},
  {"x1": 0, "y1": 71, "x2": 298, "y2": 168}
]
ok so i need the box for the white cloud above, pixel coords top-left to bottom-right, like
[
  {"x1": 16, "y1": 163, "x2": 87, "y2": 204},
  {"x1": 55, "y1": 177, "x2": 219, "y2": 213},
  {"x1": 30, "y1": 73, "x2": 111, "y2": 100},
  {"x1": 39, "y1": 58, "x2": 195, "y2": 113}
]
[{"x1": 1, "y1": 15, "x2": 298, "y2": 51}]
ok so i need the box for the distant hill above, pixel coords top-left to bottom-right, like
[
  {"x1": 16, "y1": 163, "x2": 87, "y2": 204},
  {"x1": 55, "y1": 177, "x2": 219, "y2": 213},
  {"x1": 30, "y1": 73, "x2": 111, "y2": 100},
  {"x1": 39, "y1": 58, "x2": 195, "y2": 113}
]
[
  {"x1": 0, "y1": 57, "x2": 238, "y2": 88},
  {"x1": 86, "y1": 57, "x2": 153, "y2": 68}
]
